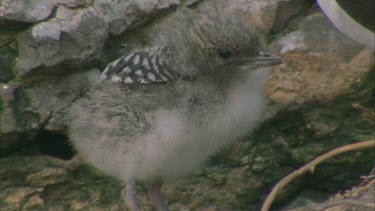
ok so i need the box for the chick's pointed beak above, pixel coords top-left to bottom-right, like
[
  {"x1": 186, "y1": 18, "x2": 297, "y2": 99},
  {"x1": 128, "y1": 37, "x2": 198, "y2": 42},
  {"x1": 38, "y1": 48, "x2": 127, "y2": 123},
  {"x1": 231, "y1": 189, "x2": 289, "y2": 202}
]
[{"x1": 238, "y1": 52, "x2": 283, "y2": 67}]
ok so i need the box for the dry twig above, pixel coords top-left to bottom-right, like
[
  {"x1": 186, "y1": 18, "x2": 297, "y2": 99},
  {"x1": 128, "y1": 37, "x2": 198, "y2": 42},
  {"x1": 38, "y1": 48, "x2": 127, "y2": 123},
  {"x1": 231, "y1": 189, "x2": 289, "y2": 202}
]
[
  {"x1": 352, "y1": 103, "x2": 375, "y2": 120},
  {"x1": 260, "y1": 140, "x2": 375, "y2": 211}
]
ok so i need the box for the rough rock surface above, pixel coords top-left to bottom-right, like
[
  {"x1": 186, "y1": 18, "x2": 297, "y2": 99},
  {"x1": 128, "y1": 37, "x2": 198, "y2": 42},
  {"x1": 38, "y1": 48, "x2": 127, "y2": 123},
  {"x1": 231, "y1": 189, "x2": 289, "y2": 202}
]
[
  {"x1": 0, "y1": 156, "x2": 123, "y2": 210},
  {"x1": 0, "y1": 70, "x2": 99, "y2": 149},
  {"x1": 13, "y1": 0, "x2": 197, "y2": 75},
  {"x1": 0, "y1": 0, "x2": 374, "y2": 210},
  {"x1": 288, "y1": 170, "x2": 375, "y2": 211},
  {"x1": 265, "y1": 12, "x2": 374, "y2": 117},
  {"x1": 16, "y1": 6, "x2": 108, "y2": 75},
  {"x1": 229, "y1": 0, "x2": 278, "y2": 34},
  {"x1": 0, "y1": 0, "x2": 55, "y2": 23},
  {"x1": 271, "y1": 0, "x2": 311, "y2": 33}
]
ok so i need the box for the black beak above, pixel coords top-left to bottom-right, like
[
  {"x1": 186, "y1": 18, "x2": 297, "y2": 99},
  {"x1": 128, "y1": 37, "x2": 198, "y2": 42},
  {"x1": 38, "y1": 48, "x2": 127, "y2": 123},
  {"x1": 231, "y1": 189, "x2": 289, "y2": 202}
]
[{"x1": 238, "y1": 52, "x2": 283, "y2": 67}]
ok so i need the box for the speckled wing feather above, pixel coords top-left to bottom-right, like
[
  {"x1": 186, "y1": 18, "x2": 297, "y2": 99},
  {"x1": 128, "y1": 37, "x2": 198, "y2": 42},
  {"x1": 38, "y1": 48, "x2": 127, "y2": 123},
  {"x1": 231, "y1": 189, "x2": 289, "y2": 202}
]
[{"x1": 99, "y1": 46, "x2": 180, "y2": 85}]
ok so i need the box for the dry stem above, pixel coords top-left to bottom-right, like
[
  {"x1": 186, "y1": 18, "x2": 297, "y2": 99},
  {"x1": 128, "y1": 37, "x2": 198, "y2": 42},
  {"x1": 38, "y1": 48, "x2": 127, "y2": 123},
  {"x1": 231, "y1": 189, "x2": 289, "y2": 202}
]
[
  {"x1": 260, "y1": 140, "x2": 375, "y2": 211},
  {"x1": 352, "y1": 103, "x2": 375, "y2": 120}
]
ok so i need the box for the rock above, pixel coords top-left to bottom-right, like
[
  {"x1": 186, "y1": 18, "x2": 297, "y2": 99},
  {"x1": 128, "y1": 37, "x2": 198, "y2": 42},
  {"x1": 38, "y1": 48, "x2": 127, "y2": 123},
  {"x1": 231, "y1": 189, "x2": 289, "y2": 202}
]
[
  {"x1": 184, "y1": 0, "x2": 202, "y2": 6},
  {"x1": 272, "y1": 12, "x2": 365, "y2": 58},
  {"x1": 93, "y1": 0, "x2": 182, "y2": 35},
  {"x1": 230, "y1": 0, "x2": 279, "y2": 34},
  {"x1": 288, "y1": 175, "x2": 375, "y2": 211},
  {"x1": 0, "y1": 35, "x2": 17, "y2": 83},
  {"x1": 0, "y1": 155, "x2": 123, "y2": 210},
  {"x1": 0, "y1": 83, "x2": 38, "y2": 149},
  {"x1": 1, "y1": 187, "x2": 44, "y2": 210},
  {"x1": 0, "y1": 83, "x2": 16, "y2": 135},
  {"x1": 0, "y1": 70, "x2": 100, "y2": 148},
  {"x1": 56, "y1": 0, "x2": 93, "y2": 8},
  {"x1": 16, "y1": 6, "x2": 108, "y2": 75},
  {"x1": 0, "y1": 0, "x2": 55, "y2": 23},
  {"x1": 271, "y1": 0, "x2": 312, "y2": 33},
  {"x1": 15, "y1": 0, "x2": 197, "y2": 75},
  {"x1": 265, "y1": 12, "x2": 374, "y2": 115}
]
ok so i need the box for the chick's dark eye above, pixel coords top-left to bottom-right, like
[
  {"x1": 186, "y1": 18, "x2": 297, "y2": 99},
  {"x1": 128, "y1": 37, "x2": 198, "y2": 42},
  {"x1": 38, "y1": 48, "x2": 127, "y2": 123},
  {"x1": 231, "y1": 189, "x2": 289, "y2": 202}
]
[{"x1": 217, "y1": 49, "x2": 233, "y2": 59}]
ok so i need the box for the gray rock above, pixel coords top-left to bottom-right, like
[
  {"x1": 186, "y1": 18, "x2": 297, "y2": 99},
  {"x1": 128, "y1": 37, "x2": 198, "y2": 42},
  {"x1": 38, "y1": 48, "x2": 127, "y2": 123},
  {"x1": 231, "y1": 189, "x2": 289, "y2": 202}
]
[
  {"x1": 300, "y1": 13, "x2": 365, "y2": 60},
  {"x1": 0, "y1": 70, "x2": 100, "y2": 149},
  {"x1": 230, "y1": 0, "x2": 279, "y2": 34},
  {"x1": 0, "y1": 83, "x2": 16, "y2": 135},
  {"x1": 271, "y1": 0, "x2": 312, "y2": 33},
  {"x1": 272, "y1": 13, "x2": 364, "y2": 58},
  {"x1": 0, "y1": 83, "x2": 34, "y2": 149},
  {"x1": 15, "y1": 0, "x2": 199, "y2": 75},
  {"x1": 16, "y1": 6, "x2": 108, "y2": 75},
  {"x1": 93, "y1": 0, "x2": 185, "y2": 35},
  {"x1": 265, "y1": 12, "x2": 373, "y2": 116},
  {"x1": 0, "y1": 0, "x2": 55, "y2": 23},
  {"x1": 56, "y1": 0, "x2": 93, "y2": 8},
  {"x1": 0, "y1": 155, "x2": 122, "y2": 210}
]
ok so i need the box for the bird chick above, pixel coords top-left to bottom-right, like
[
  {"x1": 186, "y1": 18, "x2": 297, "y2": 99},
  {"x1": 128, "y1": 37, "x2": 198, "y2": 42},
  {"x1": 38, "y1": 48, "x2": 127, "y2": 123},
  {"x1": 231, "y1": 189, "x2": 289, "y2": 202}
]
[{"x1": 68, "y1": 5, "x2": 282, "y2": 211}]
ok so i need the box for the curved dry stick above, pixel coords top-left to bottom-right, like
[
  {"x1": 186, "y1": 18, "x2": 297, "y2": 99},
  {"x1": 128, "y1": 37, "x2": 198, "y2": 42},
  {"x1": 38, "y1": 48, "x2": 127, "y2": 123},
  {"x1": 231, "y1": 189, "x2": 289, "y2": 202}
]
[
  {"x1": 352, "y1": 104, "x2": 375, "y2": 121},
  {"x1": 260, "y1": 140, "x2": 375, "y2": 211}
]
